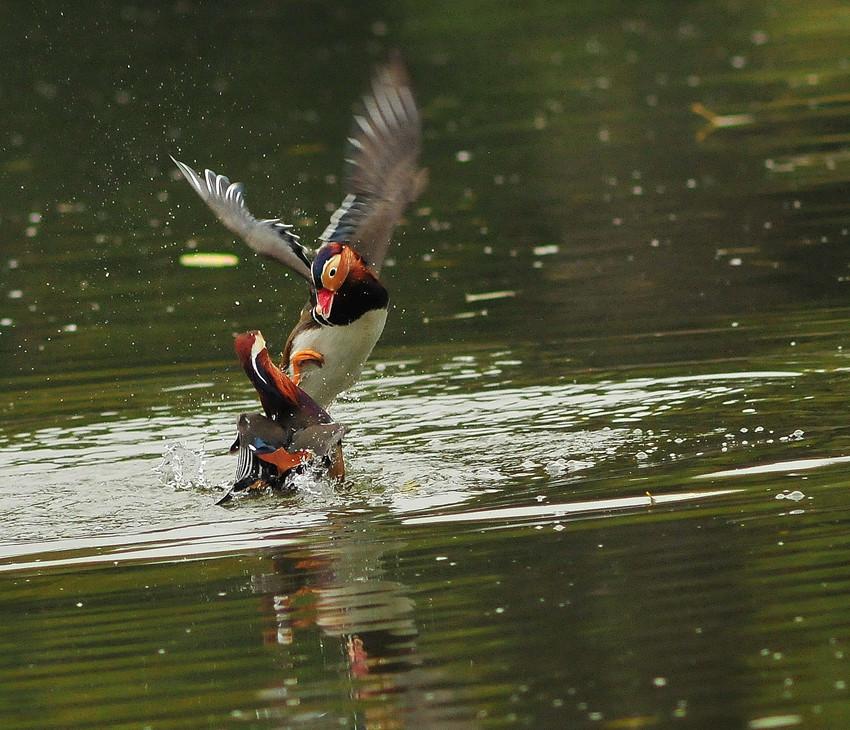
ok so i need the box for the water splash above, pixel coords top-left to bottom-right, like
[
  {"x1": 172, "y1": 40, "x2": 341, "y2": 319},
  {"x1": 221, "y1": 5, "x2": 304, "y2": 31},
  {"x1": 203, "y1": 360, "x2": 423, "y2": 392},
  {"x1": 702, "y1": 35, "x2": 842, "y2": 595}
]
[{"x1": 154, "y1": 441, "x2": 210, "y2": 491}]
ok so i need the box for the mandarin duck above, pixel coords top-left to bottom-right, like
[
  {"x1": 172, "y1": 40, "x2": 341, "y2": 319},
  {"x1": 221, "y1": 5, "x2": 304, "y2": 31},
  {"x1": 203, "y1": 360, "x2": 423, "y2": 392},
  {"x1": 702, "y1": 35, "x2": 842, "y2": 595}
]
[
  {"x1": 220, "y1": 330, "x2": 346, "y2": 503},
  {"x1": 172, "y1": 53, "x2": 426, "y2": 409}
]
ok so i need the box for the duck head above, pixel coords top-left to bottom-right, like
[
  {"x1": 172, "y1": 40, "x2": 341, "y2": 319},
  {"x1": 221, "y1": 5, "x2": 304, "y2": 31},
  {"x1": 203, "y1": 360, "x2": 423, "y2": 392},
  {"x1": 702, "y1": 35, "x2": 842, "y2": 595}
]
[
  {"x1": 311, "y1": 243, "x2": 387, "y2": 326},
  {"x1": 235, "y1": 330, "x2": 279, "y2": 401},
  {"x1": 234, "y1": 329, "x2": 305, "y2": 421}
]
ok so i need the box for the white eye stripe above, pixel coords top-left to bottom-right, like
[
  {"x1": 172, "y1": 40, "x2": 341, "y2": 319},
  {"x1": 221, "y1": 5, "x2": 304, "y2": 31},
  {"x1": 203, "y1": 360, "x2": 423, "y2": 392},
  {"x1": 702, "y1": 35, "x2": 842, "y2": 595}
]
[{"x1": 322, "y1": 253, "x2": 345, "y2": 288}]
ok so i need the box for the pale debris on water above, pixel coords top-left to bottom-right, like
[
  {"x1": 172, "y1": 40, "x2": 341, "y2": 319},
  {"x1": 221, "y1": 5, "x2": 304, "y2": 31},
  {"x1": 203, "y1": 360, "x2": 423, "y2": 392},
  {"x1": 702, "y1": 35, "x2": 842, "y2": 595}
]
[
  {"x1": 747, "y1": 714, "x2": 802, "y2": 729},
  {"x1": 179, "y1": 252, "x2": 239, "y2": 268},
  {"x1": 533, "y1": 245, "x2": 559, "y2": 256},
  {"x1": 465, "y1": 290, "x2": 516, "y2": 303}
]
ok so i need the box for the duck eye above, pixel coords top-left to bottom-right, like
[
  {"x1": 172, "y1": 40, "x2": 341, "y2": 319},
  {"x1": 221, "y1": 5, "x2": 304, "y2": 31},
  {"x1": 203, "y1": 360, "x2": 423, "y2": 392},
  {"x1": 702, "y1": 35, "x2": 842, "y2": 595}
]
[{"x1": 321, "y1": 252, "x2": 347, "y2": 290}]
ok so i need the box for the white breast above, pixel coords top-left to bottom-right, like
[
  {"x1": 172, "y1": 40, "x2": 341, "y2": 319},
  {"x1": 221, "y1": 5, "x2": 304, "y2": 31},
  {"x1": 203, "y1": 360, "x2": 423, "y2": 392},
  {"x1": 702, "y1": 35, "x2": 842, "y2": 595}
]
[{"x1": 288, "y1": 308, "x2": 388, "y2": 407}]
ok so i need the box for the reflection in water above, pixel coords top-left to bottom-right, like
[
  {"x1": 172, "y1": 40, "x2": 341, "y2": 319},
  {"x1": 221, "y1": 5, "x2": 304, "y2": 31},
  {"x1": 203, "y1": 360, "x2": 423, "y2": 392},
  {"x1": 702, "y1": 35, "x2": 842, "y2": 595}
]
[
  {"x1": 2, "y1": 480, "x2": 850, "y2": 728},
  {"x1": 550, "y1": 518, "x2": 754, "y2": 727},
  {"x1": 249, "y1": 515, "x2": 475, "y2": 728}
]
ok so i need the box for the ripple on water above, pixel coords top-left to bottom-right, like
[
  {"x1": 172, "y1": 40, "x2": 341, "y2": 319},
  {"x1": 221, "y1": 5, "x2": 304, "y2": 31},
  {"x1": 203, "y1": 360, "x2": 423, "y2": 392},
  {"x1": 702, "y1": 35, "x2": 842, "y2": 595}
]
[{"x1": 0, "y1": 364, "x2": 806, "y2": 552}]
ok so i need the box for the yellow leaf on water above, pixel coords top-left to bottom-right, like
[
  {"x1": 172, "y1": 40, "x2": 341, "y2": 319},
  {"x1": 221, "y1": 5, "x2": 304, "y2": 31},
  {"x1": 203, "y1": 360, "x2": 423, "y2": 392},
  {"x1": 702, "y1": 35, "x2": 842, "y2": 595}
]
[{"x1": 179, "y1": 253, "x2": 239, "y2": 268}]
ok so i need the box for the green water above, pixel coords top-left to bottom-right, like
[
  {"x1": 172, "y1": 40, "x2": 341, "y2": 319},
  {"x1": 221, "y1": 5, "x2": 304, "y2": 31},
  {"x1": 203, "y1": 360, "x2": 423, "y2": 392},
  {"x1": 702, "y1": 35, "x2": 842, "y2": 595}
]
[{"x1": 3, "y1": 1, "x2": 850, "y2": 727}]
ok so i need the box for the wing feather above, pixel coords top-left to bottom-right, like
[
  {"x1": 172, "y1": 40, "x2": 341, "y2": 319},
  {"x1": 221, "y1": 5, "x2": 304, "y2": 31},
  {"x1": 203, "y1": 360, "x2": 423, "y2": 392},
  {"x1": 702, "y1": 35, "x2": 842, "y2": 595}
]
[
  {"x1": 171, "y1": 156, "x2": 313, "y2": 280},
  {"x1": 320, "y1": 52, "x2": 427, "y2": 274}
]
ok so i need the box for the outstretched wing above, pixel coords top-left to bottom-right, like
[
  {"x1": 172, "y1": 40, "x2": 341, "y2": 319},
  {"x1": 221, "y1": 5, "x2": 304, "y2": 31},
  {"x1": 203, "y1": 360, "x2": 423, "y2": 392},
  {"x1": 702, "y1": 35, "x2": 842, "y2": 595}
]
[
  {"x1": 171, "y1": 156, "x2": 313, "y2": 281},
  {"x1": 320, "y1": 52, "x2": 427, "y2": 275}
]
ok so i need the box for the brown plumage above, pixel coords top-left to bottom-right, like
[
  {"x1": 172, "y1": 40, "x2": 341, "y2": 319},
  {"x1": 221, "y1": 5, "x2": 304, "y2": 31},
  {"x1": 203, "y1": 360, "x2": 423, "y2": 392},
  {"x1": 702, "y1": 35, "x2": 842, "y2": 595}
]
[{"x1": 219, "y1": 331, "x2": 345, "y2": 503}]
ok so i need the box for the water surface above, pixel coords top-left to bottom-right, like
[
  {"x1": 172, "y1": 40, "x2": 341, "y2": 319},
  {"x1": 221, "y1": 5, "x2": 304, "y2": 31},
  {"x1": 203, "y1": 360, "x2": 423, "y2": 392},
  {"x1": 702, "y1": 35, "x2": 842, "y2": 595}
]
[{"x1": 3, "y1": 2, "x2": 850, "y2": 728}]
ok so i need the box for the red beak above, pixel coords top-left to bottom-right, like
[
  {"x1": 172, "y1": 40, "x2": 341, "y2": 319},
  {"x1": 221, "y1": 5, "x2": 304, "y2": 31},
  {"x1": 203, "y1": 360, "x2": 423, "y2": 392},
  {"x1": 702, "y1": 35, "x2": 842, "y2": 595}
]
[{"x1": 316, "y1": 288, "x2": 334, "y2": 318}]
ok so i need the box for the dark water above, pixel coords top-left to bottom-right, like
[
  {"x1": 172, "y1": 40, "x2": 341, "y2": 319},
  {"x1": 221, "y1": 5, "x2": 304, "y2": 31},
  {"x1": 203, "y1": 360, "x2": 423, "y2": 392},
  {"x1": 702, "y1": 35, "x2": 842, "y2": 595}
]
[{"x1": 3, "y1": 1, "x2": 850, "y2": 727}]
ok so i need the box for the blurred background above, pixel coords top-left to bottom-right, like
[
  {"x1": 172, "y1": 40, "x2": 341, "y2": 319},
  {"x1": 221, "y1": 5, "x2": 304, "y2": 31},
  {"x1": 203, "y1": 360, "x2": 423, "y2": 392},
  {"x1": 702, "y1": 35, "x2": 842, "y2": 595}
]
[{"x1": 3, "y1": 1, "x2": 850, "y2": 383}]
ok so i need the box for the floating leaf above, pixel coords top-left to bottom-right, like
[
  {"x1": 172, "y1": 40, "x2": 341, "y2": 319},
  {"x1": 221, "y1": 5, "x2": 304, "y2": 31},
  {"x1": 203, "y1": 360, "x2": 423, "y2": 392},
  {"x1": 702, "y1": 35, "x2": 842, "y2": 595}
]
[{"x1": 179, "y1": 252, "x2": 239, "y2": 268}]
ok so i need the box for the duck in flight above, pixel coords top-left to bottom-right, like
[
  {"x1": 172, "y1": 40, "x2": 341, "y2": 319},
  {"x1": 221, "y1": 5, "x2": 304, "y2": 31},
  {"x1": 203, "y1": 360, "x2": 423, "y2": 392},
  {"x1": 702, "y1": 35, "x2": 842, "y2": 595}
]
[
  {"x1": 172, "y1": 52, "x2": 426, "y2": 409},
  {"x1": 172, "y1": 54, "x2": 426, "y2": 498}
]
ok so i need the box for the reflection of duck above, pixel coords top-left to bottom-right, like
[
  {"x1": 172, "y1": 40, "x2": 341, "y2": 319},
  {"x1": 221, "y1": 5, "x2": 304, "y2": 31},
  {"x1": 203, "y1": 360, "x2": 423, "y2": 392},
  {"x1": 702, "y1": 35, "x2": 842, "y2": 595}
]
[
  {"x1": 221, "y1": 330, "x2": 345, "y2": 503},
  {"x1": 248, "y1": 517, "x2": 475, "y2": 728},
  {"x1": 172, "y1": 52, "x2": 426, "y2": 409}
]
